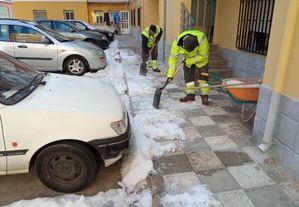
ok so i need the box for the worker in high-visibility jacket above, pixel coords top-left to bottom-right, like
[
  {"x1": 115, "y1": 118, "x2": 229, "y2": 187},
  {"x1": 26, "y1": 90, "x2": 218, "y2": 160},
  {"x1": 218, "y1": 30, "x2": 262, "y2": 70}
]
[
  {"x1": 141, "y1": 25, "x2": 163, "y2": 72},
  {"x1": 167, "y1": 30, "x2": 210, "y2": 105}
]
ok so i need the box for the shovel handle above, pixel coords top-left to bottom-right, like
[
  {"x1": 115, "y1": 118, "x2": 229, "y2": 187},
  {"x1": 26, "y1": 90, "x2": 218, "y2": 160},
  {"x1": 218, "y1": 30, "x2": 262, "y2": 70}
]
[
  {"x1": 160, "y1": 61, "x2": 185, "y2": 90},
  {"x1": 144, "y1": 44, "x2": 156, "y2": 62}
]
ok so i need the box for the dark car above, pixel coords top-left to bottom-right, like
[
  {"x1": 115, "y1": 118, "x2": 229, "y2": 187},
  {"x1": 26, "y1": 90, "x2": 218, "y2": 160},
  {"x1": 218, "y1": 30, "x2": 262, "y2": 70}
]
[
  {"x1": 67, "y1": 20, "x2": 115, "y2": 42},
  {"x1": 37, "y1": 20, "x2": 110, "y2": 50}
]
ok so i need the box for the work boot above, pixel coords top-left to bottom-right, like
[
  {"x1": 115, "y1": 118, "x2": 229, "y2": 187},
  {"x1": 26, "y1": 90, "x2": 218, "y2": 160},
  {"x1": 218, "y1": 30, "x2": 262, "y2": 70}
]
[
  {"x1": 180, "y1": 94, "x2": 195, "y2": 102},
  {"x1": 201, "y1": 95, "x2": 209, "y2": 106},
  {"x1": 153, "y1": 68, "x2": 161, "y2": 73}
]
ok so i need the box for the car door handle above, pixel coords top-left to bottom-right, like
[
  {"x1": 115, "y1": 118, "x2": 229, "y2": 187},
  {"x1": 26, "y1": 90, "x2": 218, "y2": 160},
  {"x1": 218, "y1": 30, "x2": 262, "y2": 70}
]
[{"x1": 18, "y1": 45, "x2": 28, "y2": 48}]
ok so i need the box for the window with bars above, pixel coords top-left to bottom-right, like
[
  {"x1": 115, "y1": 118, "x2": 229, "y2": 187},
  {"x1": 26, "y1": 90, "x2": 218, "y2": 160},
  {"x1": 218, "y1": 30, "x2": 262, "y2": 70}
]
[{"x1": 236, "y1": 0, "x2": 275, "y2": 55}]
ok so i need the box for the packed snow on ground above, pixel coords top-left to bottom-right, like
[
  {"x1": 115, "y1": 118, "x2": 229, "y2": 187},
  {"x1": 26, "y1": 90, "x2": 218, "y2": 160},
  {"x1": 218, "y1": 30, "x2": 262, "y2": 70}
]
[
  {"x1": 5, "y1": 189, "x2": 152, "y2": 207},
  {"x1": 6, "y1": 40, "x2": 219, "y2": 207},
  {"x1": 161, "y1": 185, "x2": 221, "y2": 207}
]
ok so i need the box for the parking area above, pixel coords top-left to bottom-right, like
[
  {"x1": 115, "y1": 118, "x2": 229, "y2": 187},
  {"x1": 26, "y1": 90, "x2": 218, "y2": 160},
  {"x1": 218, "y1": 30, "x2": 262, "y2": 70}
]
[{"x1": 0, "y1": 161, "x2": 121, "y2": 205}]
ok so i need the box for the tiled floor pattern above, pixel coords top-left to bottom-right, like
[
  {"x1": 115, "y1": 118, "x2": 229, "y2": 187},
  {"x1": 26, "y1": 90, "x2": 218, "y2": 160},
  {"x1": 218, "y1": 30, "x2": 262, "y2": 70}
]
[{"x1": 117, "y1": 35, "x2": 299, "y2": 207}]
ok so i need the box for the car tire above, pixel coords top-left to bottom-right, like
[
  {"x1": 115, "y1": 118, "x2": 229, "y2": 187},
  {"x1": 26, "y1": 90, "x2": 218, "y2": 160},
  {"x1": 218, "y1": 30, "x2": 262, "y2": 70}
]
[
  {"x1": 64, "y1": 56, "x2": 87, "y2": 76},
  {"x1": 35, "y1": 143, "x2": 98, "y2": 193}
]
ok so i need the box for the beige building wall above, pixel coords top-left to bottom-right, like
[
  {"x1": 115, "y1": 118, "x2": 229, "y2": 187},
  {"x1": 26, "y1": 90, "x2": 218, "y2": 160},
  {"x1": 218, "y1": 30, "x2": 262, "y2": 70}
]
[
  {"x1": 263, "y1": 0, "x2": 290, "y2": 88},
  {"x1": 262, "y1": 0, "x2": 299, "y2": 99},
  {"x1": 165, "y1": 0, "x2": 191, "y2": 43},
  {"x1": 213, "y1": 0, "x2": 239, "y2": 50},
  {"x1": 143, "y1": 0, "x2": 159, "y2": 27},
  {"x1": 13, "y1": 1, "x2": 89, "y2": 21},
  {"x1": 283, "y1": 14, "x2": 299, "y2": 98}
]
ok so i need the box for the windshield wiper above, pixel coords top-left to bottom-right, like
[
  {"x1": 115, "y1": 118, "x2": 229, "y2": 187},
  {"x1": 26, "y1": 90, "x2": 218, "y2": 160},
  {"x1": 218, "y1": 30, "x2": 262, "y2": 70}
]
[{"x1": 7, "y1": 74, "x2": 45, "y2": 100}]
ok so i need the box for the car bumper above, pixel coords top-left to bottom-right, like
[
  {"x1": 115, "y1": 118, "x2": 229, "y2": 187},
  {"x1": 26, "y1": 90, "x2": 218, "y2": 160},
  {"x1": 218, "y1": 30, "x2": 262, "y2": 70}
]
[
  {"x1": 88, "y1": 120, "x2": 130, "y2": 167},
  {"x1": 95, "y1": 40, "x2": 110, "y2": 50},
  {"x1": 108, "y1": 34, "x2": 114, "y2": 42}
]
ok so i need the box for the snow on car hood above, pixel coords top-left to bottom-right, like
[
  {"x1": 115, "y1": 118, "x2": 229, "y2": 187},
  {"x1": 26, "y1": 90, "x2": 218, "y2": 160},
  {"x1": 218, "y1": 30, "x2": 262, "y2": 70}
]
[{"x1": 16, "y1": 73, "x2": 124, "y2": 120}]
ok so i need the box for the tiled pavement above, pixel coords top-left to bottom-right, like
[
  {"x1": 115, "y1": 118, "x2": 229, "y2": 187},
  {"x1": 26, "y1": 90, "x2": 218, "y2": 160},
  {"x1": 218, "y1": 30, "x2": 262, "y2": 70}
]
[
  {"x1": 117, "y1": 35, "x2": 299, "y2": 207},
  {"x1": 149, "y1": 73, "x2": 299, "y2": 207}
]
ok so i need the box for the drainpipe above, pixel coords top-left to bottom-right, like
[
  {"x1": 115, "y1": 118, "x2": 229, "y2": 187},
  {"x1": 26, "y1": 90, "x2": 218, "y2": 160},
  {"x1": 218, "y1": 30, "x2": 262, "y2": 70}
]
[
  {"x1": 163, "y1": 0, "x2": 167, "y2": 61},
  {"x1": 258, "y1": 0, "x2": 299, "y2": 152}
]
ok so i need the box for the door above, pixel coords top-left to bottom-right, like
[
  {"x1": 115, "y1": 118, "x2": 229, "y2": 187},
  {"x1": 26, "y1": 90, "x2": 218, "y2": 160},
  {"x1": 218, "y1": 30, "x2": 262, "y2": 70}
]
[
  {"x1": 120, "y1": 11, "x2": 130, "y2": 34},
  {"x1": 191, "y1": 0, "x2": 216, "y2": 42},
  {"x1": 0, "y1": 114, "x2": 7, "y2": 175},
  {"x1": 52, "y1": 21, "x2": 84, "y2": 40},
  {"x1": 0, "y1": 24, "x2": 14, "y2": 56},
  {"x1": 12, "y1": 25, "x2": 58, "y2": 71}
]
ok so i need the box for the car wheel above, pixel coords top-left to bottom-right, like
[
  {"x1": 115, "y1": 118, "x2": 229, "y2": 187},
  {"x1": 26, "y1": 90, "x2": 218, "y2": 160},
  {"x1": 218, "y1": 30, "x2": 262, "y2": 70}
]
[
  {"x1": 35, "y1": 143, "x2": 98, "y2": 193},
  {"x1": 64, "y1": 57, "x2": 87, "y2": 76}
]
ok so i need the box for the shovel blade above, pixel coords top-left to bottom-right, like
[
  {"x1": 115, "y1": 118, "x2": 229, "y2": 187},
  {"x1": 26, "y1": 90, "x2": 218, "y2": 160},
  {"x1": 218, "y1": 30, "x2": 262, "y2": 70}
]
[
  {"x1": 153, "y1": 88, "x2": 163, "y2": 109},
  {"x1": 139, "y1": 62, "x2": 147, "y2": 76}
]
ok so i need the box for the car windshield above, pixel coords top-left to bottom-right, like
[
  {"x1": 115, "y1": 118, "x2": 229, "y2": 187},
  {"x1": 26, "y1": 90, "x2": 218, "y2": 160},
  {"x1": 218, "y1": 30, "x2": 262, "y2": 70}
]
[
  {"x1": 36, "y1": 24, "x2": 72, "y2": 42},
  {"x1": 0, "y1": 52, "x2": 44, "y2": 105}
]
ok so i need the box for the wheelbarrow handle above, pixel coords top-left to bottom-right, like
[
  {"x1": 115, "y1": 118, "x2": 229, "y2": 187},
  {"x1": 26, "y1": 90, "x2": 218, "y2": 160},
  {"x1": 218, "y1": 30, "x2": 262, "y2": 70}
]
[{"x1": 195, "y1": 81, "x2": 263, "y2": 89}]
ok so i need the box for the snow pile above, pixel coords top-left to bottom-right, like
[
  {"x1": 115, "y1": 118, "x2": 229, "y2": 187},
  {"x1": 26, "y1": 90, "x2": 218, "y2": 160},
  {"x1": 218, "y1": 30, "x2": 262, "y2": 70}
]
[
  {"x1": 161, "y1": 185, "x2": 221, "y2": 207},
  {"x1": 84, "y1": 40, "x2": 187, "y2": 191},
  {"x1": 5, "y1": 188, "x2": 152, "y2": 207}
]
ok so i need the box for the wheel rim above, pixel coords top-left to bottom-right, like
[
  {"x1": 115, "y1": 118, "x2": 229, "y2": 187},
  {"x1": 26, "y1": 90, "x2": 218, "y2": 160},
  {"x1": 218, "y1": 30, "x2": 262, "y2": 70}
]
[
  {"x1": 47, "y1": 153, "x2": 84, "y2": 183},
  {"x1": 68, "y1": 59, "x2": 84, "y2": 74}
]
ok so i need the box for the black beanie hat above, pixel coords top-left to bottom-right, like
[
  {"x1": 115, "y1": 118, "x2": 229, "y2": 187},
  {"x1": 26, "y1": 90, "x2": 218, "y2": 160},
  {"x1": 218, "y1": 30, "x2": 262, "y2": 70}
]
[{"x1": 183, "y1": 35, "x2": 198, "y2": 52}]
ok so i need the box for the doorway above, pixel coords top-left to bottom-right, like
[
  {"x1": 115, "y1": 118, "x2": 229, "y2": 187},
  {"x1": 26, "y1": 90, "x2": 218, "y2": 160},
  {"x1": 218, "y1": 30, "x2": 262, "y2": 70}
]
[{"x1": 191, "y1": 0, "x2": 217, "y2": 42}]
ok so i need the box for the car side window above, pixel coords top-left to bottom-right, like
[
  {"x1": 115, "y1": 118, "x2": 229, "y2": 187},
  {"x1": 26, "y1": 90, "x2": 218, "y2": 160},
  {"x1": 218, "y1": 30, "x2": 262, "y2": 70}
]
[
  {"x1": 12, "y1": 26, "x2": 48, "y2": 44},
  {"x1": 39, "y1": 21, "x2": 52, "y2": 29},
  {"x1": 75, "y1": 22, "x2": 86, "y2": 30},
  {"x1": 0, "y1": 25, "x2": 9, "y2": 42},
  {"x1": 53, "y1": 22, "x2": 73, "y2": 32}
]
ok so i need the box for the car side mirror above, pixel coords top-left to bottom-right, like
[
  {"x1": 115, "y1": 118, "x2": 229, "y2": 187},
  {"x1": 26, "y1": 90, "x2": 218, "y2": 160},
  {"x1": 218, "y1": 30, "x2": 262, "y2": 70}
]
[{"x1": 69, "y1": 28, "x2": 75, "y2": 33}]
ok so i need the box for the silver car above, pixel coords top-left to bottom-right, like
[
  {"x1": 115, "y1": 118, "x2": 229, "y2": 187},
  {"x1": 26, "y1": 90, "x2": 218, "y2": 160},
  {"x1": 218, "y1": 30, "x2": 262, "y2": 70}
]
[
  {"x1": 37, "y1": 20, "x2": 110, "y2": 50},
  {"x1": 0, "y1": 19, "x2": 106, "y2": 76}
]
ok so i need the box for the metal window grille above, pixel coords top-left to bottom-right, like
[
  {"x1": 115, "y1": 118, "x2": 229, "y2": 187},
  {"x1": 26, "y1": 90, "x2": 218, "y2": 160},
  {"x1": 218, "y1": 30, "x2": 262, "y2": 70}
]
[{"x1": 236, "y1": 0, "x2": 275, "y2": 55}]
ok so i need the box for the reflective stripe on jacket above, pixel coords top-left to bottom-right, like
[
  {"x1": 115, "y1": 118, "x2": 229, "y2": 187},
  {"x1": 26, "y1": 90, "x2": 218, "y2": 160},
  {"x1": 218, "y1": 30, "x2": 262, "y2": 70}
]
[{"x1": 167, "y1": 30, "x2": 209, "y2": 78}]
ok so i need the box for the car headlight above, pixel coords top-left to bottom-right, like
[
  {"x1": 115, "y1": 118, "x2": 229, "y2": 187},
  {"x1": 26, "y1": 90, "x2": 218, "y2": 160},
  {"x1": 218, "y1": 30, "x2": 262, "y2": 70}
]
[
  {"x1": 108, "y1": 33, "x2": 113, "y2": 37},
  {"x1": 102, "y1": 37, "x2": 108, "y2": 40},
  {"x1": 110, "y1": 112, "x2": 128, "y2": 135}
]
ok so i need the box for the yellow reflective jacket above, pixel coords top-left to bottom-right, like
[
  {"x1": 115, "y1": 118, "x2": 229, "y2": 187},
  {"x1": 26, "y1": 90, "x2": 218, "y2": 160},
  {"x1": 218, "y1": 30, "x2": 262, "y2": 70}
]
[
  {"x1": 167, "y1": 30, "x2": 209, "y2": 78},
  {"x1": 141, "y1": 25, "x2": 162, "y2": 48}
]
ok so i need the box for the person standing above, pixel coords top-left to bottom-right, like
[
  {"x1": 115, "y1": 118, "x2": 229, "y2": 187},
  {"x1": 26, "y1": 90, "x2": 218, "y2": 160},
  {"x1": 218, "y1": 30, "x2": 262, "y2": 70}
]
[
  {"x1": 141, "y1": 24, "x2": 163, "y2": 72},
  {"x1": 167, "y1": 29, "x2": 210, "y2": 105}
]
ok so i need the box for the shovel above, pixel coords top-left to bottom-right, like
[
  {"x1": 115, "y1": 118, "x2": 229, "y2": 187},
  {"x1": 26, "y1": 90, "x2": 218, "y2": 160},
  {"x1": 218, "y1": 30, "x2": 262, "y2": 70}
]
[
  {"x1": 153, "y1": 62, "x2": 185, "y2": 109},
  {"x1": 139, "y1": 44, "x2": 156, "y2": 76}
]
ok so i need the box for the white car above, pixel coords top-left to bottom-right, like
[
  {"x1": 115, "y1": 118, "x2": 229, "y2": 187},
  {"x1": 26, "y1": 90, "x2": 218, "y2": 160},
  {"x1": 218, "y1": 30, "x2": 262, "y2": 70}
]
[{"x1": 0, "y1": 51, "x2": 130, "y2": 192}]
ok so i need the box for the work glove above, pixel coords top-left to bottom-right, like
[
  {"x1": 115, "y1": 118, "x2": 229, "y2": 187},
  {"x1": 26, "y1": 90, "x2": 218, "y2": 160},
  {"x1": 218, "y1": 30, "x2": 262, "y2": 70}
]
[{"x1": 167, "y1": 77, "x2": 173, "y2": 82}]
